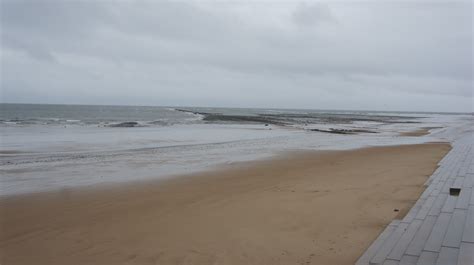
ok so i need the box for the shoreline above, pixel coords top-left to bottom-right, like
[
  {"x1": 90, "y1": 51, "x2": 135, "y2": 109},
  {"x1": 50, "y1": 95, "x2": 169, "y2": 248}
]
[
  {"x1": 4, "y1": 111, "x2": 468, "y2": 197},
  {"x1": 0, "y1": 143, "x2": 451, "y2": 265},
  {"x1": 399, "y1": 126, "x2": 443, "y2": 137}
]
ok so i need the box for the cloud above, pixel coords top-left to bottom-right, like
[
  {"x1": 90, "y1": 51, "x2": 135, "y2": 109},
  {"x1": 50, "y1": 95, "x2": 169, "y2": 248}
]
[
  {"x1": 1, "y1": 0, "x2": 472, "y2": 112},
  {"x1": 292, "y1": 2, "x2": 337, "y2": 27}
]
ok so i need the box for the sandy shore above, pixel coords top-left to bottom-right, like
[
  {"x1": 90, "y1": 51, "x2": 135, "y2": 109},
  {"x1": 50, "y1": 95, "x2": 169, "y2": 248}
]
[
  {"x1": 0, "y1": 143, "x2": 450, "y2": 265},
  {"x1": 399, "y1": 127, "x2": 442, "y2": 137}
]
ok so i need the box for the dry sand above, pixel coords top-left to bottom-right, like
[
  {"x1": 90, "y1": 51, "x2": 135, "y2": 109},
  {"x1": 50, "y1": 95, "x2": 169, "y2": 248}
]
[{"x1": 0, "y1": 143, "x2": 450, "y2": 265}]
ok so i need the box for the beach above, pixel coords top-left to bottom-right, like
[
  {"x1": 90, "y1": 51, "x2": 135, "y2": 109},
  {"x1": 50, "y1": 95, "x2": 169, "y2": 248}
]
[
  {"x1": 0, "y1": 143, "x2": 451, "y2": 265},
  {"x1": 2, "y1": 1, "x2": 472, "y2": 264}
]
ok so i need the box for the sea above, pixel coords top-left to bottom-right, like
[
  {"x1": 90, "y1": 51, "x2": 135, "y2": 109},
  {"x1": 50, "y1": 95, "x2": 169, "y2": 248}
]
[{"x1": 1, "y1": 103, "x2": 472, "y2": 196}]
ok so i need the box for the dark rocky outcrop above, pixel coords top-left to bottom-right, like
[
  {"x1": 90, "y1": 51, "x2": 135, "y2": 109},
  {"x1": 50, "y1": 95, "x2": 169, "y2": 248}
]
[
  {"x1": 108, "y1": 122, "x2": 139, "y2": 127},
  {"x1": 309, "y1": 128, "x2": 377, "y2": 134}
]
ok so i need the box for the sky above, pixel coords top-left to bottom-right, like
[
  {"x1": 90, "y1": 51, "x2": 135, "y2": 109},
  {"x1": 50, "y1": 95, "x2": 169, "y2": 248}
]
[{"x1": 1, "y1": 0, "x2": 472, "y2": 112}]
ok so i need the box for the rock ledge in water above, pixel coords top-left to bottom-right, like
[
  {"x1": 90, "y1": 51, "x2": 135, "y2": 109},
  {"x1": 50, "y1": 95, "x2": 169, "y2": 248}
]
[{"x1": 109, "y1": 122, "x2": 139, "y2": 127}]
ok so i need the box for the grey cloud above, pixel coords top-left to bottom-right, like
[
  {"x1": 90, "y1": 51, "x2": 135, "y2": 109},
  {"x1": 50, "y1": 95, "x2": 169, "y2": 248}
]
[
  {"x1": 0, "y1": 0, "x2": 472, "y2": 112},
  {"x1": 1, "y1": 0, "x2": 109, "y2": 61},
  {"x1": 292, "y1": 2, "x2": 337, "y2": 27}
]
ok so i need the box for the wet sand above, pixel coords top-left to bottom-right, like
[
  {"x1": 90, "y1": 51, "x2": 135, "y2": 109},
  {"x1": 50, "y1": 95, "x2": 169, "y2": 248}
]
[
  {"x1": 400, "y1": 127, "x2": 442, "y2": 137},
  {"x1": 0, "y1": 143, "x2": 450, "y2": 265}
]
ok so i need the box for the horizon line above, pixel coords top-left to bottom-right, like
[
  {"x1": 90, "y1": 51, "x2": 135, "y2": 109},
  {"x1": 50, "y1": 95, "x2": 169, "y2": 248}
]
[{"x1": 1, "y1": 101, "x2": 472, "y2": 115}]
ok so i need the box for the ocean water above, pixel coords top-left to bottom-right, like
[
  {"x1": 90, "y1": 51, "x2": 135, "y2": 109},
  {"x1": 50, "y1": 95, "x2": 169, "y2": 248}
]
[
  {"x1": 1, "y1": 103, "x2": 472, "y2": 196},
  {"x1": 0, "y1": 104, "x2": 201, "y2": 126},
  {"x1": 0, "y1": 103, "x2": 437, "y2": 127}
]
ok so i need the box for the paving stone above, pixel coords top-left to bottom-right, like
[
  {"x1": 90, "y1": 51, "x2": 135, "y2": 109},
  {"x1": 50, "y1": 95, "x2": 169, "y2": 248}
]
[
  {"x1": 435, "y1": 247, "x2": 458, "y2": 265},
  {"x1": 356, "y1": 222, "x2": 399, "y2": 265},
  {"x1": 382, "y1": 260, "x2": 399, "y2": 265},
  {"x1": 453, "y1": 177, "x2": 465, "y2": 189},
  {"x1": 370, "y1": 223, "x2": 409, "y2": 265},
  {"x1": 441, "y1": 195, "x2": 458, "y2": 213},
  {"x1": 455, "y1": 187, "x2": 471, "y2": 209},
  {"x1": 388, "y1": 219, "x2": 423, "y2": 260},
  {"x1": 442, "y1": 209, "x2": 467, "y2": 248},
  {"x1": 399, "y1": 255, "x2": 418, "y2": 265},
  {"x1": 405, "y1": 216, "x2": 437, "y2": 256},
  {"x1": 457, "y1": 242, "x2": 474, "y2": 265},
  {"x1": 462, "y1": 205, "x2": 474, "y2": 243},
  {"x1": 470, "y1": 187, "x2": 474, "y2": 205},
  {"x1": 424, "y1": 212, "x2": 452, "y2": 252},
  {"x1": 416, "y1": 196, "x2": 436, "y2": 220},
  {"x1": 416, "y1": 251, "x2": 438, "y2": 265},
  {"x1": 429, "y1": 194, "x2": 448, "y2": 216}
]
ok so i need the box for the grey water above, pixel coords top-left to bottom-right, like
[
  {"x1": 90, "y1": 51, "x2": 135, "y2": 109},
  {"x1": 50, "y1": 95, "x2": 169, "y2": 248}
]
[
  {"x1": 0, "y1": 103, "x2": 430, "y2": 128},
  {"x1": 0, "y1": 103, "x2": 198, "y2": 126}
]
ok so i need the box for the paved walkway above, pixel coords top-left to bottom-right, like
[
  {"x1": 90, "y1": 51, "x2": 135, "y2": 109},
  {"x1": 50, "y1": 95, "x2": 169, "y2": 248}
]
[{"x1": 356, "y1": 133, "x2": 474, "y2": 265}]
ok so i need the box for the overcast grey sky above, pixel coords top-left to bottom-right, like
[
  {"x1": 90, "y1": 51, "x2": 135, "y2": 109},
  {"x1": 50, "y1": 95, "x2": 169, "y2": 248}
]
[{"x1": 1, "y1": 0, "x2": 472, "y2": 112}]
